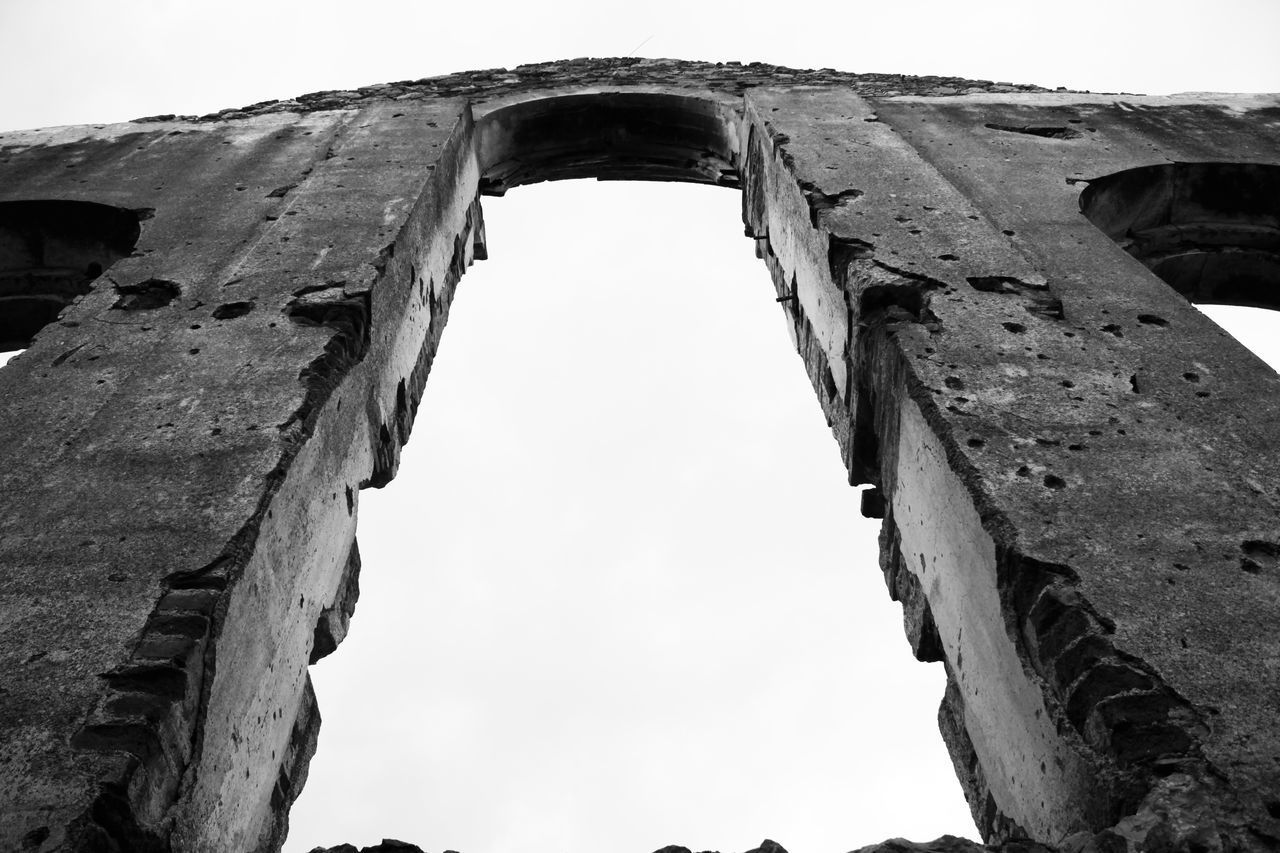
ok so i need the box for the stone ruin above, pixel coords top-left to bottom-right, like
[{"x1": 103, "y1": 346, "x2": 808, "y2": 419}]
[{"x1": 0, "y1": 58, "x2": 1277, "y2": 853}]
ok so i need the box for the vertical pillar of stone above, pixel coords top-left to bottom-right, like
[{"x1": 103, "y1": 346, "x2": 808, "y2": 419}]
[
  {"x1": 742, "y1": 87, "x2": 1280, "y2": 848},
  {"x1": 0, "y1": 99, "x2": 482, "y2": 851}
]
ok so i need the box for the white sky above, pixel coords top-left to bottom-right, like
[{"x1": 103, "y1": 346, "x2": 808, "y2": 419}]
[{"x1": 1, "y1": 3, "x2": 1278, "y2": 852}]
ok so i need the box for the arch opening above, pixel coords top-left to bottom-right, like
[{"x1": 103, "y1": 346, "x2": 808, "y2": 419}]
[
  {"x1": 1079, "y1": 162, "x2": 1280, "y2": 308},
  {"x1": 0, "y1": 199, "x2": 141, "y2": 352},
  {"x1": 285, "y1": 180, "x2": 977, "y2": 852},
  {"x1": 476, "y1": 92, "x2": 742, "y2": 196}
]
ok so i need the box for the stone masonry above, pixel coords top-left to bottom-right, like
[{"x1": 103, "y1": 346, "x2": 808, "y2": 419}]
[{"x1": 0, "y1": 58, "x2": 1277, "y2": 852}]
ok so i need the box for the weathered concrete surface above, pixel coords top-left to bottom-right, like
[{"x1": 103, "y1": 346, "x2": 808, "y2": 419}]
[
  {"x1": 0, "y1": 59, "x2": 1277, "y2": 852},
  {"x1": 0, "y1": 97, "x2": 484, "y2": 851}
]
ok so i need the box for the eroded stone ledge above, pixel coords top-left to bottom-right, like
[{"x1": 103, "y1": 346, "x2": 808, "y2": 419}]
[
  {"x1": 307, "y1": 836, "x2": 1060, "y2": 853},
  {"x1": 136, "y1": 58, "x2": 1054, "y2": 124}
]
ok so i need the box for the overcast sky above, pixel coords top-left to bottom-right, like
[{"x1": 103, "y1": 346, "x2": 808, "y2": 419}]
[{"x1": 1, "y1": 3, "x2": 1278, "y2": 853}]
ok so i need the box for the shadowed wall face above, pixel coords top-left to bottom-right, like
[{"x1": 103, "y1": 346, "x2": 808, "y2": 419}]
[
  {"x1": 0, "y1": 200, "x2": 139, "y2": 350},
  {"x1": 0, "y1": 60, "x2": 1277, "y2": 853}
]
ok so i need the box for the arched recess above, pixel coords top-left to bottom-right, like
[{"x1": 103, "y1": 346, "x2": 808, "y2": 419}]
[
  {"x1": 1079, "y1": 162, "x2": 1280, "y2": 308},
  {"x1": 475, "y1": 92, "x2": 743, "y2": 194},
  {"x1": 0, "y1": 199, "x2": 140, "y2": 352}
]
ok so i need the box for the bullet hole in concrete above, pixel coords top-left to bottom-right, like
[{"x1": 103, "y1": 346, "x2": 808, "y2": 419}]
[
  {"x1": 1002, "y1": 321, "x2": 1026, "y2": 334},
  {"x1": 1129, "y1": 374, "x2": 1141, "y2": 393},
  {"x1": 945, "y1": 376, "x2": 964, "y2": 390},
  {"x1": 937, "y1": 253, "x2": 958, "y2": 261},
  {"x1": 210, "y1": 428, "x2": 221, "y2": 436},
  {"x1": 212, "y1": 301, "x2": 254, "y2": 320},
  {"x1": 1242, "y1": 540, "x2": 1279, "y2": 571},
  {"x1": 1068, "y1": 444, "x2": 1084, "y2": 451},
  {"x1": 1182, "y1": 372, "x2": 1200, "y2": 383},
  {"x1": 1061, "y1": 380, "x2": 1075, "y2": 388},
  {"x1": 22, "y1": 826, "x2": 49, "y2": 847},
  {"x1": 967, "y1": 275, "x2": 1039, "y2": 295},
  {"x1": 967, "y1": 437, "x2": 985, "y2": 448},
  {"x1": 1101, "y1": 324, "x2": 1124, "y2": 337},
  {"x1": 1016, "y1": 466, "x2": 1031, "y2": 477},
  {"x1": 188, "y1": 348, "x2": 199, "y2": 355},
  {"x1": 1196, "y1": 391, "x2": 1210, "y2": 398},
  {"x1": 1002, "y1": 229, "x2": 1016, "y2": 236},
  {"x1": 113, "y1": 279, "x2": 181, "y2": 311},
  {"x1": 1044, "y1": 474, "x2": 1066, "y2": 490},
  {"x1": 1180, "y1": 637, "x2": 1189, "y2": 649},
  {"x1": 189, "y1": 323, "x2": 201, "y2": 330},
  {"x1": 1137, "y1": 314, "x2": 1168, "y2": 327},
  {"x1": 985, "y1": 122, "x2": 1083, "y2": 140}
]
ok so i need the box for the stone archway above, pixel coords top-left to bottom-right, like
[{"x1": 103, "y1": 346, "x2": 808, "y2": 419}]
[{"x1": 0, "y1": 60, "x2": 1277, "y2": 852}]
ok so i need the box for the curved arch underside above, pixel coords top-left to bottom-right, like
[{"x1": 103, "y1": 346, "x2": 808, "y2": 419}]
[
  {"x1": 477, "y1": 92, "x2": 742, "y2": 194},
  {"x1": 1080, "y1": 162, "x2": 1280, "y2": 309}
]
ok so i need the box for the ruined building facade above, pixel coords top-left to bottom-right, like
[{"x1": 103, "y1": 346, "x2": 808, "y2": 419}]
[{"x1": 0, "y1": 59, "x2": 1278, "y2": 852}]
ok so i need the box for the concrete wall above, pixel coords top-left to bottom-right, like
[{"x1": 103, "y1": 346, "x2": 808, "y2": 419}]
[{"x1": 0, "y1": 59, "x2": 1276, "y2": 852}]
